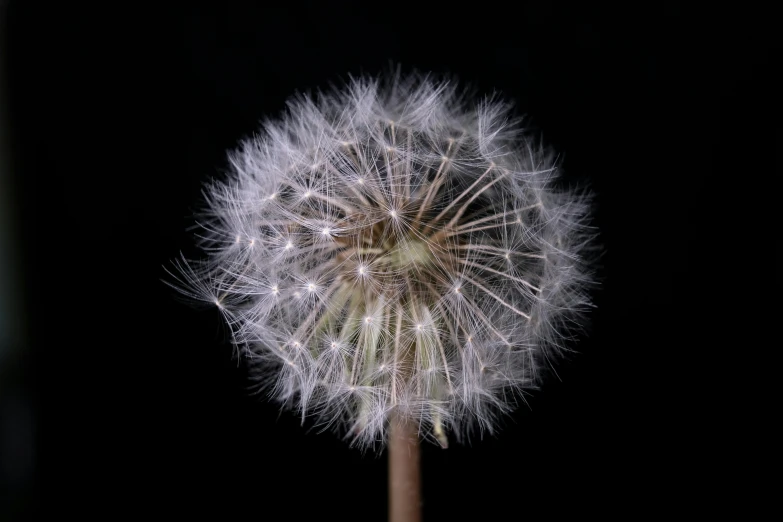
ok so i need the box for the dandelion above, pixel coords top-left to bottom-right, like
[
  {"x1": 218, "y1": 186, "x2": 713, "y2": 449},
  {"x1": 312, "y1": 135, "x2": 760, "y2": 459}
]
[{"x1": 168, "y1": 71, "x2": 596, "y2": 521}]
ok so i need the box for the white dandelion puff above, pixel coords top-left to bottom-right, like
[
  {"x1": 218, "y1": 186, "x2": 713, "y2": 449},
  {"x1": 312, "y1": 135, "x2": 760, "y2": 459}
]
[{"x1": 168, "y1": 71, "x2": 597, "y2": 450}]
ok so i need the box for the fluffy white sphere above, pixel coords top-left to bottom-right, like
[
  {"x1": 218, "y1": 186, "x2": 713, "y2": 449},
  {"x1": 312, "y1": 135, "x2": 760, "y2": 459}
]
[{"x1": 169, "y1": 73, "x2": 596, "y2": 449}]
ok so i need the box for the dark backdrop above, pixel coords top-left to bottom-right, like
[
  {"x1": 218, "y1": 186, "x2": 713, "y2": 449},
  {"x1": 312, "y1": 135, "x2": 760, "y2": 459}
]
[{"x1": 2, "y1": 2, "x2": 779, "y2": 519}]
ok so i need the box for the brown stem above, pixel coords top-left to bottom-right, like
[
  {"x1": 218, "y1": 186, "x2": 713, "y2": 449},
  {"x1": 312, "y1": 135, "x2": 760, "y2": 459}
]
[{"x1": 388, "y1": 411, "x2": 421, "y2": 522}]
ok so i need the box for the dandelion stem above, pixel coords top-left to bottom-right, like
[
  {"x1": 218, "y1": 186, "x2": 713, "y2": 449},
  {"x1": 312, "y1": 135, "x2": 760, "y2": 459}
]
[{"x1": 389, "y1": 410, "x2": 421, "y2": 522}]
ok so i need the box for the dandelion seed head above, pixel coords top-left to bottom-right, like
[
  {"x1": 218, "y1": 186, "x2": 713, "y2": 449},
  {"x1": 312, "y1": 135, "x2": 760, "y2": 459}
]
[{"x1": 169, "y1": 71, "x2": 597, "y2": 450}]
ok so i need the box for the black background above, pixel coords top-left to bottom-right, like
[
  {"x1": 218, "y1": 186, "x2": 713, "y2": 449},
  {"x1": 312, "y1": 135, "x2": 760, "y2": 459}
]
[{"x1": 2, "y1": 2, "x2": 779, "y2": 519}]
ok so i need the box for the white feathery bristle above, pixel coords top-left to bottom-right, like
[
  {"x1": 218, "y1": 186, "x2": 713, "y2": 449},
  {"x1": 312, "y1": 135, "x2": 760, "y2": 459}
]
[{"x1": 168, "y1": 72, "x2": 597, "y2": 450}]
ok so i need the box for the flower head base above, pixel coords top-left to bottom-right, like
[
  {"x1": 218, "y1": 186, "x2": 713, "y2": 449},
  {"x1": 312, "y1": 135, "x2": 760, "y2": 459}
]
[{"x1": 170, "y1": 73, "x2": 595, "y2": 450}]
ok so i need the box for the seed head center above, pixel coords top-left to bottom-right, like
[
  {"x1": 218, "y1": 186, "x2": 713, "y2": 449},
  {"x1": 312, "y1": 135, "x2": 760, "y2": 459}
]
[{"x1": 389, "y1": 238, "x2": 433, "y2": 268}]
